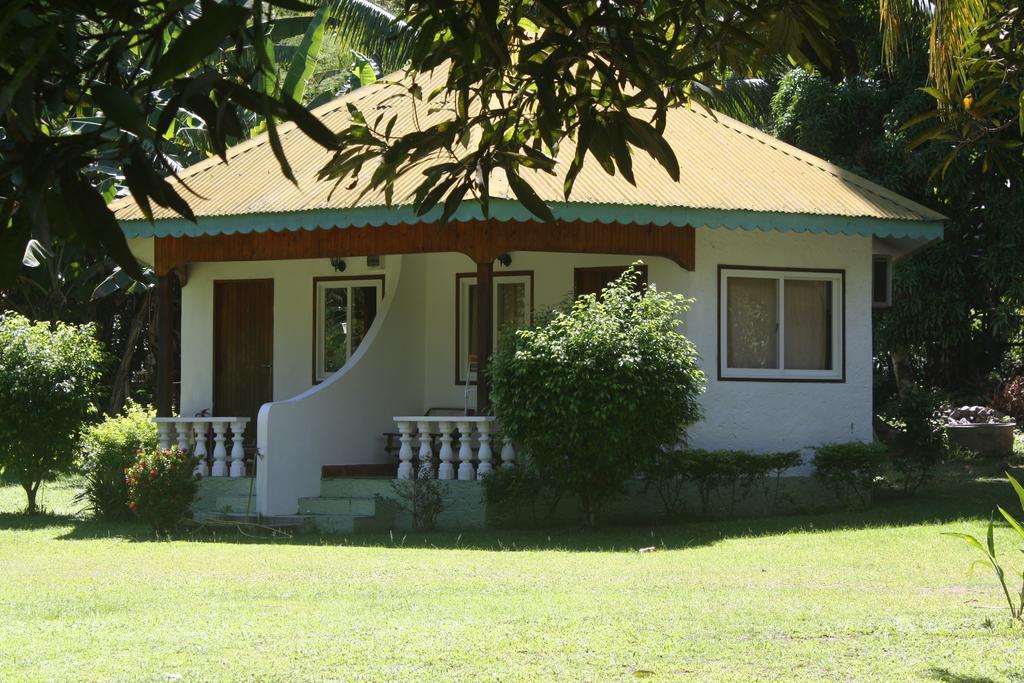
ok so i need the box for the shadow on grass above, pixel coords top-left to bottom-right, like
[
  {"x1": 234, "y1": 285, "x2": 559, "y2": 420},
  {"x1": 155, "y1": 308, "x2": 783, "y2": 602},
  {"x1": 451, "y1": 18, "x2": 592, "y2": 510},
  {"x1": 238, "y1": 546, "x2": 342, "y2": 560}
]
[
  {"x1": 3, "y1": 476, "x2": 1014, "y2": 552},
  {"x1": 926, "y1": 667, "x2": 999, "y2": 683}
]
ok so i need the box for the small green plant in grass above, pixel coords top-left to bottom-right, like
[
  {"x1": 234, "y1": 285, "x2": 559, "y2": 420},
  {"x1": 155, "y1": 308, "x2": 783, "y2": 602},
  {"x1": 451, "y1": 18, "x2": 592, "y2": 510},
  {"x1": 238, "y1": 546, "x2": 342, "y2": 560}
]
[
  {"x1": 76, "y1": 402, "x2": 158, "y2": 520},
  {"x1": 391, "y1": 475, "x2": 444, "y2": 531},
  {"x1": 125, "y1": 446, "x2": 199, "y2": 534},
  {"x1": 944, "y1": 474, "x2": 1024, "y2": 622},
  {"x1": 814, "y1": 441, "x2": 888, "y2": 508}
]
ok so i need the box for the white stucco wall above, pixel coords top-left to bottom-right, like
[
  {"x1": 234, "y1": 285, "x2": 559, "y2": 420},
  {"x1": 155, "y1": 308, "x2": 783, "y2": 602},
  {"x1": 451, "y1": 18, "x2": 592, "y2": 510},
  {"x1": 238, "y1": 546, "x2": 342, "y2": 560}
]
[{"x1": 157, "y1": 226, "x2": 874, "y2": 514}]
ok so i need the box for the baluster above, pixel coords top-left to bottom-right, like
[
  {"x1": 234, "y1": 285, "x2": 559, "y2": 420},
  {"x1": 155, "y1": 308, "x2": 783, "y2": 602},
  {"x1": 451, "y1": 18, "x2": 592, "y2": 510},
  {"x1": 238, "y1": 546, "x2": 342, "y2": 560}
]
[
  {"x1": 477, "y1": 420, "x2": 494, "y2": 479},
  {"x1": 175, "y1": 421, "x2": 191, "y2": 455},
  {"x1": 396, "y1": 421, "x2": 414, "y2": 480},
  {"x1": 211, "y1": 420, "x2": 229, "y2": 477},
  {"x1": 455, "y1": 420, "x2": 475, "y2": 481},
  {"x1": 416, "y1": 420, "x2": 434, "y2": 479},
  {"x1": 437, "y1": 421, "x2": 455, "y2": 480},
  {"x1": 157, "y1": 421, "x2": 172, "y2": 451},
  {"x1": 193, "y1": 422, "x2": 209, "y2": 477},
  {"x1": 500, "y1": 435, "x2": 516, "y2": 469},
  {"x1": 229, "y1": 420, "x2": 247, "y2": 477}
]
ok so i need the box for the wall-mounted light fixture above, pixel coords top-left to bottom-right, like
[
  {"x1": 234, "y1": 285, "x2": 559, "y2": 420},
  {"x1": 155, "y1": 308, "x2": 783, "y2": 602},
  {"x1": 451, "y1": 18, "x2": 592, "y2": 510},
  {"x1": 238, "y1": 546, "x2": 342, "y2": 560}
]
[
  {"x1": 496, "y1": 253, "x2": 512, "y2": 267},
  {"x1": 330, "y1": 257, "x2": 347, "y2": 272}
]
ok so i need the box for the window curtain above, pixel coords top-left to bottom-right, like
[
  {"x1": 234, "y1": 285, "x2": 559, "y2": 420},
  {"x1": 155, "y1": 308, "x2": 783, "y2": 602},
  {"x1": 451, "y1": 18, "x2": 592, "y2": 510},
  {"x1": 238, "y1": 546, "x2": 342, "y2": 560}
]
[
  {"x1": 496, "y1": 282, "x2": 526, "y2": 335},
  {"x1": 727, "y1": 277, "x2": 778, "y2": 369},
  {"x1": 783, "y1": 280, "x2": 831, "y2": 370}
]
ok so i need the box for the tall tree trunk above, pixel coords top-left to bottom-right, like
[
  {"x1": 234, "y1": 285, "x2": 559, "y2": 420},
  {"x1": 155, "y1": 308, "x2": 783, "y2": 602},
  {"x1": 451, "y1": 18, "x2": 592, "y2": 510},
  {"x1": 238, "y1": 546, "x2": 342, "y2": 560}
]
[
  {"x1": 22, "y1": 480, "x2": 39, "y2": 515},
  {"x1": 107, "y1": 291, "x2": 152, "y2": 415}
]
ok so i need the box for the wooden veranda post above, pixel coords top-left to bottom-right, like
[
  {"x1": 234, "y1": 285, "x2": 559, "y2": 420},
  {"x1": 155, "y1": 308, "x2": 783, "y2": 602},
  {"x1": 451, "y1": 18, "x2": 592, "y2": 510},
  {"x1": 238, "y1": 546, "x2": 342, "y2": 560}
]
[
  {"x1": 155, "y1": 274, "x2": 173, "y2": 417},
  {"x1": 475, "y1": 259, "x2": 494, "y2": 414}
]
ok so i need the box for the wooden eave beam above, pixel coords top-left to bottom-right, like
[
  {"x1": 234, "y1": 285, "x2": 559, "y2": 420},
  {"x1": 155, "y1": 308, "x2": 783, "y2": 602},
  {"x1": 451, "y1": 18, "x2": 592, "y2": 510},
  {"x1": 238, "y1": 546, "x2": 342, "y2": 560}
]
[{"x1": 153, "y1": 219, "x2": 696, "y2": 275}]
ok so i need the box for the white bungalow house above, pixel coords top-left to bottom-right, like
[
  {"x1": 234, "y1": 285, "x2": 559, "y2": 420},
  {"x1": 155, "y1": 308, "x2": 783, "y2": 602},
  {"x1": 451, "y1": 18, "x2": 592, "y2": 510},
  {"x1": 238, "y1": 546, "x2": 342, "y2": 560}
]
[{"x1": 114, "y1": 67, "x2": 945, "y2": 522}]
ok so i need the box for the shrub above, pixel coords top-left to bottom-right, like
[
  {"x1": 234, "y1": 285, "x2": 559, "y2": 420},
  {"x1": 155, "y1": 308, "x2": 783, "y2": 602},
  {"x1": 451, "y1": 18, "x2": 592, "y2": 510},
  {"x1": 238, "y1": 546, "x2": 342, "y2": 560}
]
[
  {"x1": 644, "y1": 449, "x2": 801, "y2": 518},
  {"x1": 883, "y1": 385, "x2": 948, "y2": 493},
  {"x1": 125, "y1": 447, "x2": 199, "y2": 534},
  {"x1": 0, "y1": 313, "x2": 104, "y2": 513},
  {"x1": 490, "y1": 264, "x2": 706, "y2": 526},
  {"x1": 482, "y1": 462, "x2": 564, "y2": 525},
  {"x1": 390, "y1": 477, "x2": 444, "y2": 531},
  {"x1": 994, "y1": 376, "x2": 1024, "y2": 425},
  {"x1": 813, "y1": 441, "x2": 888, "y2": 507},
  {"x1": 77, "y1": 402, "x2": 158, "y2": 520}
]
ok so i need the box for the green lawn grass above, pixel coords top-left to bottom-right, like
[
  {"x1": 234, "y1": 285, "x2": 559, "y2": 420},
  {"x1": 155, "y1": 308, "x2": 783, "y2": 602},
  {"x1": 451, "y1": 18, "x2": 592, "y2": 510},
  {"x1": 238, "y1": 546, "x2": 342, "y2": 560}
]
[{"x1": 1, "y1": 475, "x2": 1022, "y2": 682}]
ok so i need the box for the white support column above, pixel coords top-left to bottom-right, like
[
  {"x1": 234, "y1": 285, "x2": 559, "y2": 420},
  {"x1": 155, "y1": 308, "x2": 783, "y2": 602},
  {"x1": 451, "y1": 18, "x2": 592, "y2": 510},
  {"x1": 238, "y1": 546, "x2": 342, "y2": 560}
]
[
  {"x1": 193, "y1": 422, "x2": 209, "y2": 478},
  {"x1": 455, "y1": 420, "x2": 475, "y2": 481},
  {"x1": 211, "y1": 421, "x2": 229, "y2": 477},
  {"x1": 416, "y1": 420, "x2": 434, "y2": 479},
  {"x1": 229, "y1": 420, "x2": 247, "y2": 478},
  {"x1": 500, "y1": 435, "x2": 516, "y2": 469},
  {"x1": 477, "y1": 420, "x2": 494, "y2": 479},
  {"x1": 437, "y1": 421, "x2": 455, "y2": 480},
  {"x1": 396, "y1": 421, "x2": 414, "y2": 480},
  {"x1": 157, "y1": 422, "x2": 172, "y2": 451}
]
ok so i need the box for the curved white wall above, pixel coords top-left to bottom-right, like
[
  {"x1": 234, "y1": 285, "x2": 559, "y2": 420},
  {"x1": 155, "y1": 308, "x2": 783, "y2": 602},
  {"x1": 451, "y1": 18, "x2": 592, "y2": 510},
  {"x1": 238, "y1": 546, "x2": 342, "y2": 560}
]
[{"x1": 256, "y1": 254, "x2": 426, "y2": 515}]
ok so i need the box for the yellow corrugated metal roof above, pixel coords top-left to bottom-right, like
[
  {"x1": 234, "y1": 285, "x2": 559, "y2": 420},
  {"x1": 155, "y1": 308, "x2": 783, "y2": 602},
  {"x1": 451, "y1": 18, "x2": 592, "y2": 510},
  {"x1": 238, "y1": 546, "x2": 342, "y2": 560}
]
[{"x1": 111, "y1": 64, "x2": 946, "y2": 228}]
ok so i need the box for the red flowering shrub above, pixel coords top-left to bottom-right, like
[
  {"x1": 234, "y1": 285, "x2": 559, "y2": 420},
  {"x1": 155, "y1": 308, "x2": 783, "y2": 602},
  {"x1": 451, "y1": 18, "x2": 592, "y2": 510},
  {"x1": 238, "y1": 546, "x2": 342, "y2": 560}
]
[
  {"x1": 125, "y1": 447, "x2": 199, "y2": 533},
  {"x1": 994, "y1": 377, "x2": 1024, "y2": 425}
]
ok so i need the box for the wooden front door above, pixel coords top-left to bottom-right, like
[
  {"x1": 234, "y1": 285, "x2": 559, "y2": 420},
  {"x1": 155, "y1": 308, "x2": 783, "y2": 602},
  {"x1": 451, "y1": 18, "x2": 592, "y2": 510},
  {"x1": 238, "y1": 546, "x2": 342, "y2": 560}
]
[
  {"x1": 214, "y1": 279, "x2": 273, "y2": 443},
  {"x1": 574, "y1": 264, "x2": 649, "y2": 298}
]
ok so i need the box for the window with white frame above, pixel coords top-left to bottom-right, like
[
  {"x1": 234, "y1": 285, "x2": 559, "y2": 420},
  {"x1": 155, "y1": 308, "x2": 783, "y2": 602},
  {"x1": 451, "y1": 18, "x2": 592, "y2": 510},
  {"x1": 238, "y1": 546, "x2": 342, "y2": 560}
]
[
  {"x1": 719, "y1": 267, "x2": 843, "y2": 381},
  {"x1": 457, "y1": 272, "x2": 532, "y2": 384},
  {"x1": 314, "y1": 277, "x2": 384, "y2": 382}
]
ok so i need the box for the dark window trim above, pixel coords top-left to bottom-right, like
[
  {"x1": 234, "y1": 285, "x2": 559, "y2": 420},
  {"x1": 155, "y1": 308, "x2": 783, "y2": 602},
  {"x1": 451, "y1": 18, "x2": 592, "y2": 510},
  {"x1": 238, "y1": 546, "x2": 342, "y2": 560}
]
[
  {"x1": 311, "y1": 274, "x2": 386, "y2": 385},
  {"x1": 455, "y1": 270, "x2": 534, "y2": 386},
  {"x1": 716, "y1": 264, "x2": 846, "y2": 384}
]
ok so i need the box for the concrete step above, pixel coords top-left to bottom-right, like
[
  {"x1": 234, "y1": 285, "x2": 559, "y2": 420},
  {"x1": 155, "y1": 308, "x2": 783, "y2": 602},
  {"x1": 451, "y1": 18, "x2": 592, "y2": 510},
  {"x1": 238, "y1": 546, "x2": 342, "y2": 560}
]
[
  {"x1": 297, "y1": 496, "x2": 377, "y2": 516},
  {"x1": 308, "y1": 510, "x2": 395, "y2": 535},
  {"x1": 214, "y1": 495, "x2": 258, "y2": 514},
  {"x1": 319, "y1": 477, "x2": 397, "y2": 499},
  {"x1": 194, "y1": 512, "x2": 310, "y2": 530}
]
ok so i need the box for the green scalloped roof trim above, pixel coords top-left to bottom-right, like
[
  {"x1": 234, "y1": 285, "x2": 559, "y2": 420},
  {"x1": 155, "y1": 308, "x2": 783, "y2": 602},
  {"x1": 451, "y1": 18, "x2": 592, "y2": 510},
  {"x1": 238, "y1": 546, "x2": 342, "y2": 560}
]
[{"x1": 120, "y1": 200, "x2": 944, "y2": 240}]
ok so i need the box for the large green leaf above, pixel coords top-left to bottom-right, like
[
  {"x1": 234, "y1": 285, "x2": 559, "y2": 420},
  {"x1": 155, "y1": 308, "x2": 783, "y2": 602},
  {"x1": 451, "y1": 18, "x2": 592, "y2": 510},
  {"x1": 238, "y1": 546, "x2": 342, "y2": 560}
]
[
  {"x1": 282, "y1": 1, "x2": 330, "y2": 103},
  {"x1": 149, "y1": 2, "x2": 250, "y2": 85}
]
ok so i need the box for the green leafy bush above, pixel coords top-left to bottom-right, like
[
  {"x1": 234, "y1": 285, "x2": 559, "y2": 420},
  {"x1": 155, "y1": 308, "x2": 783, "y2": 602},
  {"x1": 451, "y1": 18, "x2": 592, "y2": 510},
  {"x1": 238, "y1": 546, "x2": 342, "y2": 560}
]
[
  {"x1": 645, "y1": 449, "x2": 801, "y2": 518},
  {"x1": 77, "y1": 402, "x2": 158, "y2": 520},
  {"x1": 813, "y1": 442, "x2": 888, "y2": 508},
  {"x1": 0, "y1": 313, "x2": 104, "y2": 513},
  {"x1": 490, "y1": 265, "x2": 705, "y2": 526},
  {"x1": 883, "y1": 385, "x2": 948, "y2": 493},
  {"x1": 482, "y1": 462, "x2": 564, "y2": 525},
  {"x1": 125, "y1": 447, "x2": 199, "y2": 534}
]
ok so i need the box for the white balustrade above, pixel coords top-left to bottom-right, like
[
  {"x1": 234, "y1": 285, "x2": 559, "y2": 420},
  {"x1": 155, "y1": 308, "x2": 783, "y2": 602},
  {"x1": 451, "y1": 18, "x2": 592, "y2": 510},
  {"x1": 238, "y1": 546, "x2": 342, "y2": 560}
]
[
  {"x1": 392, "y1": 416, "x2": 515, "y2": 480},
  {"x1": 153, "y1": 417, "x2": 251, "y2": 478}
]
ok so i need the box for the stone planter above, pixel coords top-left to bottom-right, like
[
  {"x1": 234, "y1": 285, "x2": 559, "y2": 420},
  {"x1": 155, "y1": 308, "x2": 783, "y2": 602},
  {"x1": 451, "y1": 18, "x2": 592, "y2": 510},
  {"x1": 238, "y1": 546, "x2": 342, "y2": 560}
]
[{"x1": 945, "y1": 422, "x2": 1017, "y2": 456}]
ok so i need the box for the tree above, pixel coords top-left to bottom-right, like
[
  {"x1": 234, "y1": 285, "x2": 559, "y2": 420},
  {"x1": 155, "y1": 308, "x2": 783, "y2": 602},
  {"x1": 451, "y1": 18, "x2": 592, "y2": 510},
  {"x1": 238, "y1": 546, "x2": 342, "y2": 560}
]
[
  {"x1": 0, "y1": 314, "x2": 105, "y2": 513},
  {"x1": 0, "y1": 0, "x2": 407, "y2": 284},
  {"x1": 880, "y1": 1, "x2": 1023, "y2": 173},
  {"x1": 1, "y1": 0, "x2": 847, "y2": 281},
  {"x1": 489, "y1": 266, "x2": 705, "y2": 526}
]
